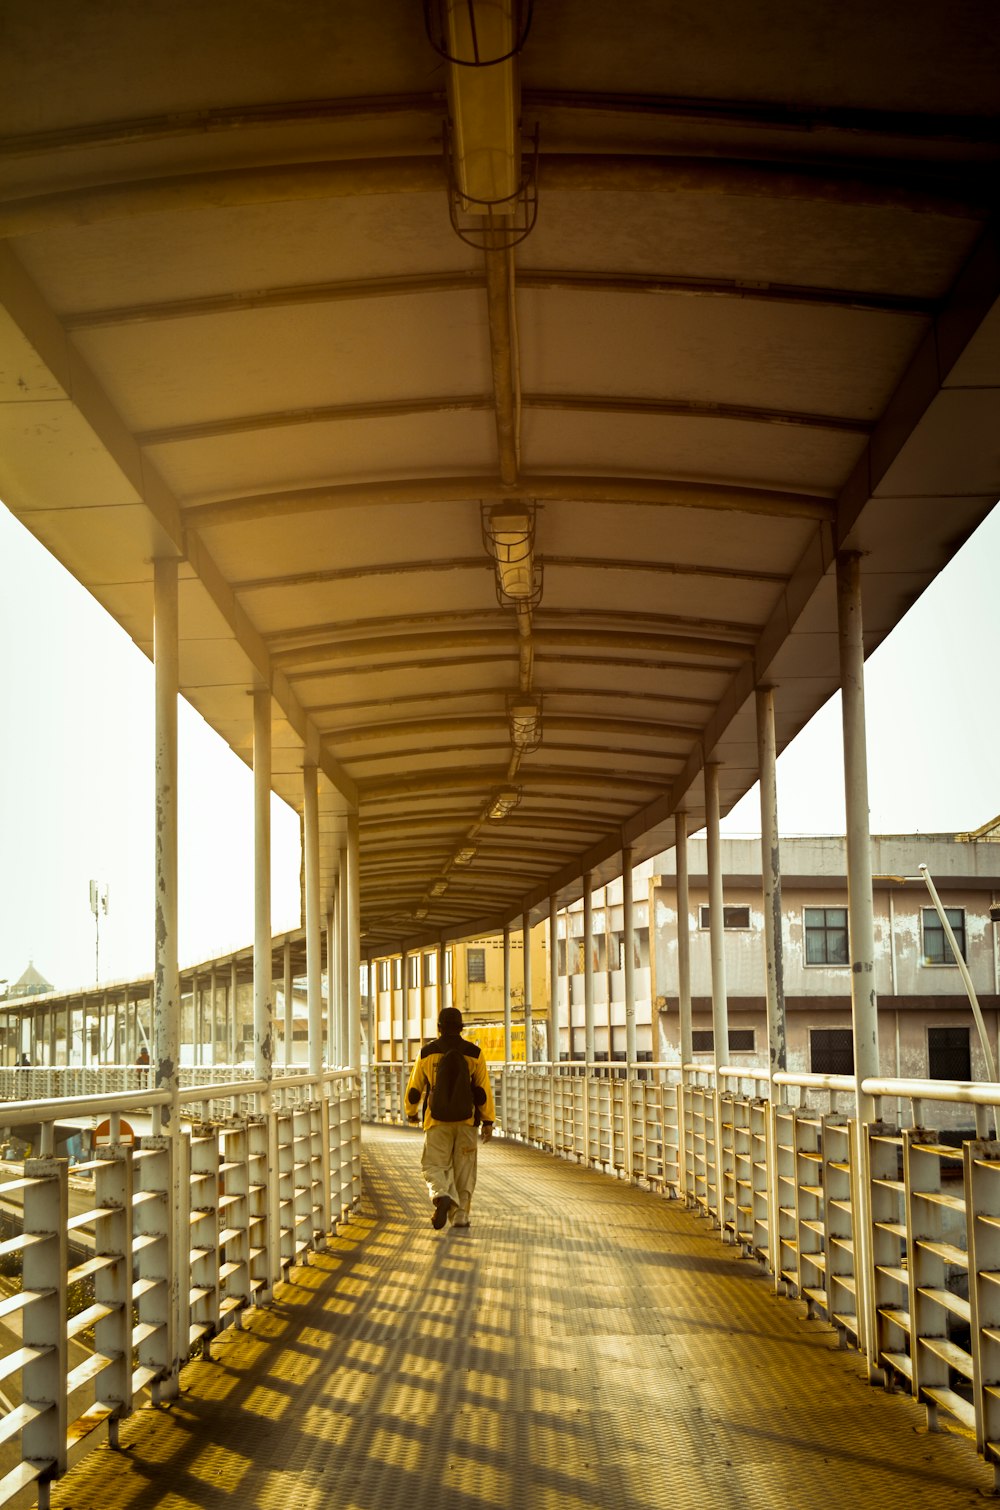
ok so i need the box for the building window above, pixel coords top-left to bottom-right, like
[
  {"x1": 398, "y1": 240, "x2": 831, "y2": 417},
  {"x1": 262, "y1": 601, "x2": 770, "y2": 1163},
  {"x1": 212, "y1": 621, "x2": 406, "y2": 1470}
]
[
  {"x1": 804, "y1": 907, "x2": 849, "y2": 965},
  {"x1": 922, "y1": 907, "x2": 966, "y2": 966},
  {"x1": 392, "y1": 957, "x2": 402, "y2": 991},
  {"x1": 691, "y1": 1029, "x2": 755, "y2": 1053},
  {"x1": 467, "y1": 948, "x2": 486, "y2": 983},
  {"x1": 810, "y1": 1027, "x2": 854, "y2": 1074},
  {"x1": 928, "y1": 1025, "x2": 971, "y2": 1080},
  {"x1": 424, "y1": 952, "x2": 437, "y2": 986},
  {"x1": 378, "y1": 960, "x2": 391, "y2": 992},
  {"x1": 699, "y1": 906, "x2": 751, "y2": 930},
  {"x1": 407, "y1": 954, "x2": 420, "y2": 989}
]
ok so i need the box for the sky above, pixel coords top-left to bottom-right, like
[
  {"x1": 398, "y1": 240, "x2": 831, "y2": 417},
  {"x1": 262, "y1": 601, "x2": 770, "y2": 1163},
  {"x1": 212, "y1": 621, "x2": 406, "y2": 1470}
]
[{"x1": 1, "y1": 498, "x2": 998, "y2": 991}]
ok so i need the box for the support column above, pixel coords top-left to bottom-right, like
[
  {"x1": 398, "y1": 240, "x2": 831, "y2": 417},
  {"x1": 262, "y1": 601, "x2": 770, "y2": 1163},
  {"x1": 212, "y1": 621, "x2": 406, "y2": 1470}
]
[
  {"x1": 705, "y1": 763, "x2": 730, "y2": 1071},
  {"x1": 153, "y1": 557, "x2": 180, "y2": 1105},
  {"x1": 327, "y1": 895, "x2": 338, "y2": 1067},
  {"x1": 347, "y1": 814, "x2": 361, "y2": 1073},
  {"x1": 253, "y1": 688, "x2": 274, "y2": 1092},
  {"x1": 283, "y1": 940, "x2": 293, "y2": 1068},
  {"x1": 837, "y1": 552, "x2": 880, "y2": 1119},
  {"x1": 622, "y1": 847, "x2": 637, "y2": 1068},
  {"x1": 756, "y1": 688, "x2": 786, "y2": 1284},
  {"x1": 675, "y1": 810, "x2": 693, "y2": 1201},
  {"x1": 549, "y1": 896, "x2": 560, "y2": 1063},
  {"x1": 192, "y1": 972, "x2": 200, "y2": 1067},
  {"x1": 209, "y1": 970, "x2": 217, "y2": 1067},
  {"x1": 522, "y1": 914, "x2": 533, "y2": 1064},
  {"x1": 837, "y1": 551, "x2": 881, "y2": 1373},
  {"x1": 503, "y1": 926, "x2": 512, "y2": 1063},
  {"x1": 303, "y1": 765, "x2": 323, "y2": 1081},
  {"x1": 756, "y1": 688, "x2": 787, "y2": 1078},
  {"x1": 229, "y1": 961, "x2": 238, "y2": 1065},
  {"x1": 400, "y1": 949, "x2": 410, "y2": 1069},
  {"x1": 152, "y1": 554, "x2": 181, "y2": 1398},
  {"x1": 583, "y1": 874, "x2": 595, "y2": 1066},
  {"x1": 435, "y1": 944, "x2": 445, "y2": 1024}
]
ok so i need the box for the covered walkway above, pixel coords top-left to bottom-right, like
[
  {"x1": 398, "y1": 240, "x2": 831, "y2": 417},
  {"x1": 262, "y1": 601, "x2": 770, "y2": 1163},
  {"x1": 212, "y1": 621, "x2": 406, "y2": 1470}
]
[{"x1": 47, "y1": 1126, "x2": 991, "y2": 1510}]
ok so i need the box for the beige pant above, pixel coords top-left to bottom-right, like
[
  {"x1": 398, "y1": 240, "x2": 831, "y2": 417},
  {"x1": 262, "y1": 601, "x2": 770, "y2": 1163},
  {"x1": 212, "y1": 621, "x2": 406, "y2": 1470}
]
[{"x1": 421, "y1": 1122, "x2": 479, "y2": 1222}]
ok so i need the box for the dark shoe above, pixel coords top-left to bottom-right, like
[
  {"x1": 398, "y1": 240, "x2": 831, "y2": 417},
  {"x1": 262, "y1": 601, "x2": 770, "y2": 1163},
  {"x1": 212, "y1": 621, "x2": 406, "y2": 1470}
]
[{"x1": 431, "y1": 1195, "x2": 456, "y2": 1230}]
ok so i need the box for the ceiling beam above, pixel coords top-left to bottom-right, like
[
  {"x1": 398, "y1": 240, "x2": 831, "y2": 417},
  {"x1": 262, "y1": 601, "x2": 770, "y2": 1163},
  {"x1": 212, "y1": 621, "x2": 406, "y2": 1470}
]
[
  {"x1": 271, "y1": 625, "x2": 752, "y2": 671},
  {"x1": 184, "y1": 472, "x2": 833, "y2": 530},
  {"x1": 138, "y1": 391, "x2": 868, "y2": 449},
  {"x1": 0, "y1": 152, "x2": 985, "y2": 238},
  {"x1": 64, "y1": 268, "x2": 934, "y2": 330}
]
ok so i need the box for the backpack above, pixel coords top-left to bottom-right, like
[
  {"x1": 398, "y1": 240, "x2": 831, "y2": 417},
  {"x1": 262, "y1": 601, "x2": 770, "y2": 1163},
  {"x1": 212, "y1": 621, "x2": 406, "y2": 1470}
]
[{"x1": 429, "y1": 1042, "x2": 475, "y2": 1122}]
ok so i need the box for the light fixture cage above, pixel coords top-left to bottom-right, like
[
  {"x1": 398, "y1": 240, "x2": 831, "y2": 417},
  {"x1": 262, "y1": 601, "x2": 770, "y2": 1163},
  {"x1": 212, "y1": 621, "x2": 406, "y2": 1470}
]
[
  {"x1": 486, "y1": 785, "x2": 522, "y2": 820},
  {"x1": 506, "y1": 692, "x2": 542, "y2": 753},
  {"x1": 423, "y1": 0, "x2": 534, "y2": 67},
  {"x1": 454, "y1": 846, "x2": 477, "y2": 865},
  {"x1": 481, "y1": 500, "x2": 543, "y2": 607},
  {"x1": 444, "y1": 122, "x2": 539, "y2": 249}
]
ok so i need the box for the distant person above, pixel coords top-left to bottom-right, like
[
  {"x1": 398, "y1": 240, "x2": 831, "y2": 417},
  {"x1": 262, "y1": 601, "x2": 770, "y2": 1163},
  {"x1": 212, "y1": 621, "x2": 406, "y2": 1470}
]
[
  {"x1": 405, "y1": 1006, "x2": 495, "y2": 1230},
  {"x1": 136, "y1": 1046, "x2": 150, "y2": 1067},
  {"x1": 17, "y1": 1053, "x2": 30, "y2": 1067}
]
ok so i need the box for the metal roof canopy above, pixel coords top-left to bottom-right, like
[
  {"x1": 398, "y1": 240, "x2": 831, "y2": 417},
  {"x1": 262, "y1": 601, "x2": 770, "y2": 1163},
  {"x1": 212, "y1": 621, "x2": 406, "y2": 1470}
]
[{"x1": 0, "y1": 2, "x2": 998, "y2": 955}]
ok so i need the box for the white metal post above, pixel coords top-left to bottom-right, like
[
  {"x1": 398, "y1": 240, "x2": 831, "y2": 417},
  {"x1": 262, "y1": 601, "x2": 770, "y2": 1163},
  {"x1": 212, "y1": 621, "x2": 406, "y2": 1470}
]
[
  {"x1": 253, "y1": 687, "x2": 274, "y2": 1092},
  {"x1": 756, "y1": 687, "x2": 785, "y2": 1283},
  {"x1": 523, "y1": 914, "x2": 533, "y2": 1064},
  {"x1": 705, "y1": 762, "x2": 730, "y2": 1072},
  {"x1": 303, "y1": 764, "x2": 323, "y2": 1079},
  {"x1": 503, "y1": 925, "x2": 512, "y2": 1063},
  {"x1": 283, "y1": 939, "x2": 293, "y2": 1068},
  {"x1": 347, "y1": 813, "x2": 361, "y2": 1073},
  {"x1": 837, "y1": 553, "x2": 880, "y2": 1116},
  {"x1": 623, "y1": 846, "x2": 637, "y2": 1069},
  {"x1": 836, "y1": 550, "x2": 880, "y2": 1372},
  {"x1": 229, "y1": 960, "x2": 238, "y2": 1065},
  {"x1": 549, "y1": 895, "x2": 560, "y2": 1064},
  {"x1": 400, "y1": 949, "x2": 410, "y2": 1070},
  {"x1": 756, "y1": 688, "x2": 787, "y2": 1078},
  {"x1": 584, "y1": 874, "x2": 595, "y2": 1066},
  {"x1": 705, "y1": 763, "x2": 729, "y2": 1228},
  {"x1": 676, "y1": 810, "x2": 693, "y2": 1201},
  {"x1": 152, "y1": 554, "x2": 182, "y2": 1394},
  {"x1": 676, "y1": 811, "x2": 693, "y2": 1069},
  {"x1": 209, "y1": 968, "x2": 217, "y2": 1067}
]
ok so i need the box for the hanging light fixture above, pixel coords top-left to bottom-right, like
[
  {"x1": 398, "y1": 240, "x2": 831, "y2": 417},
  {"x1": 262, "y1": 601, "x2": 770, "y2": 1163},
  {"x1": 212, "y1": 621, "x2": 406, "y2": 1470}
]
[
  {"x1": 482, "y1": 502, "x2": 541, "y2": 605},
  {"x1": 426, "y1": 0, "x2": 539, "y2": 248},
  {"x1": 430, "y1": 879, "x2": 449, "y2": 897},
  {"x1": 487, "y1": 786, "x2": 521, "y2": 820},
  {"x1": 454, "y1": 846, "x2": 477, "y2": 865},
  {"x1": 508, "y1": 693, "x2": 542, "y2": 752}
]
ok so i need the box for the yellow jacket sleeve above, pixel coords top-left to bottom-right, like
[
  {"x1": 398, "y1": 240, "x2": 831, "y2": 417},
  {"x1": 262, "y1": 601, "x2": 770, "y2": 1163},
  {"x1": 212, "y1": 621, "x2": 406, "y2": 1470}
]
[
  {"x1": 404, "y1": 1056, "x2": 428, "y2": 1122},
  {"x1": 473, "y1": 1053, "x2": 497, "y2": 1124}
]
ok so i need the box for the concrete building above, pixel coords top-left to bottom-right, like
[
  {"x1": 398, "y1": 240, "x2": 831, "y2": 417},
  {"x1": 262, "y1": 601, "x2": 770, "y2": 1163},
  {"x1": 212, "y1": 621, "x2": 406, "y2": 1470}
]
[{"x1": 648, "y1": 831, "x2": 1000, "y2": 1084}]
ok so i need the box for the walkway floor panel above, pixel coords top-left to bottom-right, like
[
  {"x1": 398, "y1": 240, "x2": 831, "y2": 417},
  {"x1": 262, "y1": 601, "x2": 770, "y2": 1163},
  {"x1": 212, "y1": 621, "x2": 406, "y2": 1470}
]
[{"x1": 50, "y1": 1127, "x2": 991, "y2": 1508}]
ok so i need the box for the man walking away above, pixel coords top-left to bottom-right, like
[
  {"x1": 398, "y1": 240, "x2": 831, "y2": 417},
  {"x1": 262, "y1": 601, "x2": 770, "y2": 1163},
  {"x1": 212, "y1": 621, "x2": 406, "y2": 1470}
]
[{"x1": 405, "y1": 1006, "x2": 496, "y2": 1230}]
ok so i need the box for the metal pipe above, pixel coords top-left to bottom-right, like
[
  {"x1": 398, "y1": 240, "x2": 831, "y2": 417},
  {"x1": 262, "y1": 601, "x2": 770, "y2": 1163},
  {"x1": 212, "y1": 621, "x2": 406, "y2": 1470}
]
[
  {"x1": 303, "y1": 765, "x2": 323, "y2": 1079},
  {"x1": 836, "y1": 552, "x2": 880, "y2": 1121},
  {"x1": 347, "y1": 814, "x2": 362, "y2": 1072},
  {"x1": 282, "y1": 941, "x2": 293, "y2": 1067},
  {"x1": 549, "y1": 895, "x2": 560, "y2": 1066},
  {"x1": 622, "y1": 846, "x2": 637, "y2": 1068},
  {"x1": 523, "y1": 914, "x2": 534, "y2": 1064},
  {"x1": 919, "y1": 863, "x2": 998, "y2": 1081},
  {"x1": 503, "y1": 926, "x2": 512, "y2": 1064},
  {"x1": 676, "y1": 812, "x2": 693, "y2": 1070},
  {"x1": 756, "y1": 688, "x2": 787, "y2": 1077},
  {"x1": 583, "y1": 875, "x2": 595, "y2": 1065},
  {"x1": 253, "y1": 688, "x2": 274, "y2": 1094},
  {"x1": 705, "y1": 764, "x2": 730, "y2": 1071}
]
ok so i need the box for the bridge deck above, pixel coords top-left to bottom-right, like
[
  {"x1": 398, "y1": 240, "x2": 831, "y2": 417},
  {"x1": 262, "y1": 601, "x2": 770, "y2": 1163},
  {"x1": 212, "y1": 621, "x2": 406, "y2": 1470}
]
[{"x1": 50, "y1": 1126, "x2": 991, "y2": 1509}]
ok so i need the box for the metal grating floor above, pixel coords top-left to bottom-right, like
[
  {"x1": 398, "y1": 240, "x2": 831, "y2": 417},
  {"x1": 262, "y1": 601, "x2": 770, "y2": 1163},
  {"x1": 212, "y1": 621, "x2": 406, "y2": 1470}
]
[{"x1": 51, "y1": 1125, "x2": 993, "y2": 1509}]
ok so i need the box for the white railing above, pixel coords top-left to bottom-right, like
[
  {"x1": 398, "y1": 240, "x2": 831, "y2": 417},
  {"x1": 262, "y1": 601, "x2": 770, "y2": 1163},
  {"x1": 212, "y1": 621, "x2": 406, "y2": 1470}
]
[
  {"x1": 365, "y1": 1056, "x2": 1000, "y2": 1490},
  {"x1": 0, "y1": 1066, "x2": 361, "y2": 1508}
]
